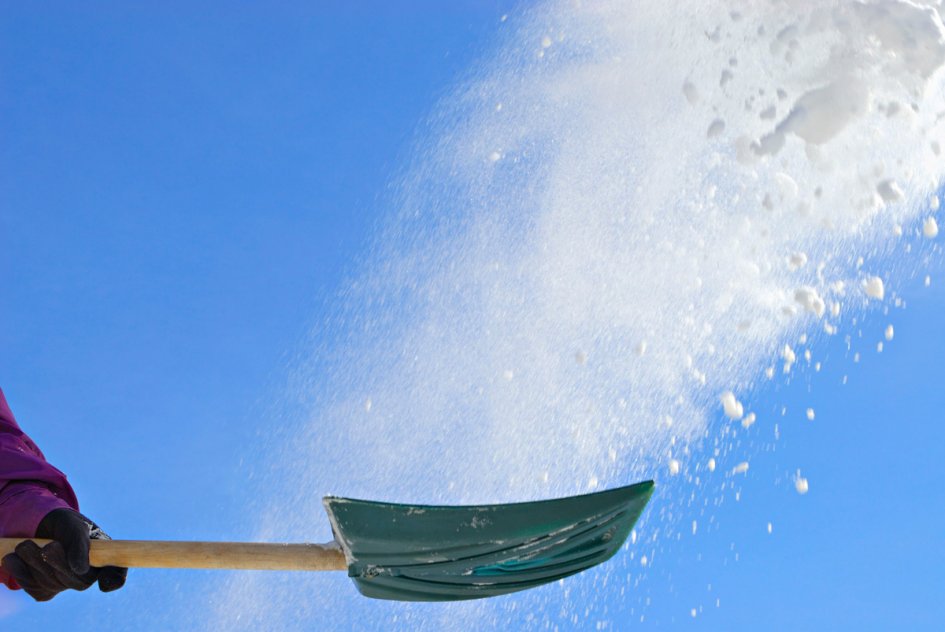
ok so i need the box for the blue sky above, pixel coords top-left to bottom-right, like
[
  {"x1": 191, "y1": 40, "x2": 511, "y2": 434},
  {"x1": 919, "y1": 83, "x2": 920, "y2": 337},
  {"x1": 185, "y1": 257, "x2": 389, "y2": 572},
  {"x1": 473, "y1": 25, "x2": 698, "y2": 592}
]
[{"x1": 2, "y1": 2, "x2": 944, "y2": 630}]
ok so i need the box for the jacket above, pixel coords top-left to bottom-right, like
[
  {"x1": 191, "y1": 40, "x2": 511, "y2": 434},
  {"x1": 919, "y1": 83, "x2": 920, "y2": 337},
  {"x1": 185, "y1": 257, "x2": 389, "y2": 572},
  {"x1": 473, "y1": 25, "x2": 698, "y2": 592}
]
[{"x1": 0, "y1": 388, "x2": 79, "y2": 589}]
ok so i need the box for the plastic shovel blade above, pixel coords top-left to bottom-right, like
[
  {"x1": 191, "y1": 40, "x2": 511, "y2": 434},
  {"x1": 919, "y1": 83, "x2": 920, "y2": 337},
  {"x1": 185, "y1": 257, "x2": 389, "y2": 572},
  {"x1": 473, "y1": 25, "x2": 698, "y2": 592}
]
[{"x1": 323, "y1": 480, "x2": 654, "y2": 602}]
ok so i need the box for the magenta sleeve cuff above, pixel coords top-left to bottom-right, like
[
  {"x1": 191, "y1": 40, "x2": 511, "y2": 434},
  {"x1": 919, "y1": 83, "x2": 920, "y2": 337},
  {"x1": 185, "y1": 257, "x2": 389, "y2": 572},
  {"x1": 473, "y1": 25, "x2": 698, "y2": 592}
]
[{"x1": 0, "y1": 482, "x2": 76, "y2": 538}]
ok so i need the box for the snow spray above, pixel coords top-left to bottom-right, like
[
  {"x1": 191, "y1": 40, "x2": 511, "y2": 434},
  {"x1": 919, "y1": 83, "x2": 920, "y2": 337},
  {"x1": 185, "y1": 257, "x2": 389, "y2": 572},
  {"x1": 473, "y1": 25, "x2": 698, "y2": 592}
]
[{"x1": 212, "y1": 2, "x2": 945, "y2": 629}]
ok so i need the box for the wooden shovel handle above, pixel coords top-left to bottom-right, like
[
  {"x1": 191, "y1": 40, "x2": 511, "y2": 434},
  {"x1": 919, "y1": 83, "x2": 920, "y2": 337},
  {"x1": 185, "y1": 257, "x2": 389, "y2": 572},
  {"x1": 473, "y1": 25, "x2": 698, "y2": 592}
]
[{"x1": 0, "y1": 538, "x2": 347, "y2": 571}]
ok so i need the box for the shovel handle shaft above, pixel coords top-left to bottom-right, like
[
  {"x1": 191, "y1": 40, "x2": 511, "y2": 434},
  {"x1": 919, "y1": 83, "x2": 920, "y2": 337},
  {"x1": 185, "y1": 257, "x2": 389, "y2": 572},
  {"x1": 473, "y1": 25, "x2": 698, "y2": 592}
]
[{"x1": 0, "y1": 538, "x2": 347, "y2": 572}]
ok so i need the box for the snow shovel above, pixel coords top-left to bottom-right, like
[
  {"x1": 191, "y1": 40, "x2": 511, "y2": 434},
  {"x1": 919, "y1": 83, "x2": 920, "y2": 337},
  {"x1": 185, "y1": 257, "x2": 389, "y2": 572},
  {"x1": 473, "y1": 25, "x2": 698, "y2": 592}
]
[{"x1": 1, "y1": 480, "x2": 653, "y2": 602}]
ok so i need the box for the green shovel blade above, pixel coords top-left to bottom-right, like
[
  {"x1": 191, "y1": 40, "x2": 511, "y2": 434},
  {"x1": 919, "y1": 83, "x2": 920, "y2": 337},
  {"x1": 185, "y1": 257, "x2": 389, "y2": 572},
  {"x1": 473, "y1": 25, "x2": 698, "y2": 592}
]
[{"x1": 323, "y1": 480, "x2": 654, "y2": 602}]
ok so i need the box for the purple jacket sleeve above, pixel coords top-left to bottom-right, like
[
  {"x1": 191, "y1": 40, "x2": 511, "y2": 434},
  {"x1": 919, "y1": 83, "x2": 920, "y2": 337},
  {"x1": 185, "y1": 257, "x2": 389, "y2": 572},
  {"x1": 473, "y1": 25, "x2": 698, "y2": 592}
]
[{"x1": 0, "y1": 387, "x2": 79, "y2": 589}]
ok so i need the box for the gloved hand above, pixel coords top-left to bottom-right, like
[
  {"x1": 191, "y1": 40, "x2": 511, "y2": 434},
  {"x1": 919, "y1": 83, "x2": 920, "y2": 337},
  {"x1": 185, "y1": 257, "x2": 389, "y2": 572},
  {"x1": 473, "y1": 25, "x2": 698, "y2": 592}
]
[{"x1": 0, "y1": 508, "x2": 127, "y2": 601}]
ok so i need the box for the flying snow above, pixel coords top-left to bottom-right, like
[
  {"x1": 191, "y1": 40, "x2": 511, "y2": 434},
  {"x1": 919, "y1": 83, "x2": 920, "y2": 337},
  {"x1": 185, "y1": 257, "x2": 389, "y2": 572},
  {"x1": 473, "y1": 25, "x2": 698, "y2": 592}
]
[{"x1": 213, "y1": 1, "x2": 945, "y2": 629}]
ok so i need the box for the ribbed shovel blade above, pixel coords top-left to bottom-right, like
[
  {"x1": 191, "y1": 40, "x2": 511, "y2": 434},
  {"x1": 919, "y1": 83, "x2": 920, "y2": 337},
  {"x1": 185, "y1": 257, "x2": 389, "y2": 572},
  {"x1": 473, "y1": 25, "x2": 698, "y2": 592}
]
[{"x1": 323, "y1": 480, "x2": 654, "y2": 602}]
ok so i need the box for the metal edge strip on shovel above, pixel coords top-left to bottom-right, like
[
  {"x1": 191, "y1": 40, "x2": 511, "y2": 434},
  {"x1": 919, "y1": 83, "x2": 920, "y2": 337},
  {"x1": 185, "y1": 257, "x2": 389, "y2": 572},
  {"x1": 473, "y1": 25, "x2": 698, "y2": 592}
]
[{"x1": 0, "y1": 480, "x2": 654, "y2": 602}]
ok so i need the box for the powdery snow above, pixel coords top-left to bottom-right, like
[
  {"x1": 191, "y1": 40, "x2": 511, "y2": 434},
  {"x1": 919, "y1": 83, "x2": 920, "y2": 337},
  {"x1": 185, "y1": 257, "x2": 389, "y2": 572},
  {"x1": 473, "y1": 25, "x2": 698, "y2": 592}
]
[
  {"x1": 782, "y1": 344, "x2": 797, "y2": 372},
  {"x1": 864, "y1": 277, "x2": 886, "y2": 301},
  {"x1": 707, "y1": 118, "x2": 726, "y2": 138},
  {"x1": 795, "y1": 286, "x2": 826, "y2": 318},
  {"x1": 226, "y1": 2, "x2": 945, "y2": 628},
  {"x1": 795, "y1": 474, "x2": 810, "y2": 495},
  {"x1": 788, "y1": 252, "x2": 808, "y2": 270},
  {"x1": 924, "y1": 217, "x2": 939, "y2": 238},
  {"x1": 877, "y1": 179, "x2": 904, "y2": 203},
  {"x1": 720, "y1": 391, "x2": 744, "y2": 420},
  {"x1": 741, "y1": 412, "x2": 756, "y2": 429}
]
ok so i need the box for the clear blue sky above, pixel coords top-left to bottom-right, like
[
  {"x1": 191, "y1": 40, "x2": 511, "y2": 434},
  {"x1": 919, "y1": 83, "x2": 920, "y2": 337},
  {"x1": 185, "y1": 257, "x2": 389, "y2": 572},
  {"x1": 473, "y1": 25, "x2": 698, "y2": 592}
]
[{"x1": 2, "y1": 2, "x2": 943, "y2": 630}]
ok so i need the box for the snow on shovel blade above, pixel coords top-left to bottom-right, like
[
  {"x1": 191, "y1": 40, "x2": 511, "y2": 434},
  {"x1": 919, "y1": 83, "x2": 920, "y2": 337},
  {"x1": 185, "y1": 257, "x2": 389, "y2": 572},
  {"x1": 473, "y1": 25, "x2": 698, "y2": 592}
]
[{"x1": 323, "y1": 480, "x2": 654, "y2": 601}]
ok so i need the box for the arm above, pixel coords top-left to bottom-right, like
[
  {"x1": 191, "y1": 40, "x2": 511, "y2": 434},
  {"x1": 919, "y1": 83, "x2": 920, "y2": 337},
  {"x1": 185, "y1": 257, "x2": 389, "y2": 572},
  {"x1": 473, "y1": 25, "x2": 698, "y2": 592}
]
[{"x1": 0, "y1": 388, "x2": 78, "y2": 589}]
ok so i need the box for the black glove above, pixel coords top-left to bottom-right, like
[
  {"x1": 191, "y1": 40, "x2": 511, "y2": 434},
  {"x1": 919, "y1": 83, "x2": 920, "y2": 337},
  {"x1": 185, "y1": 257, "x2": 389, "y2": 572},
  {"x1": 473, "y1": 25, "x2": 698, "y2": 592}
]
[{"x1": 1, "y1": 508, "x2": 127, "y2": 601}]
